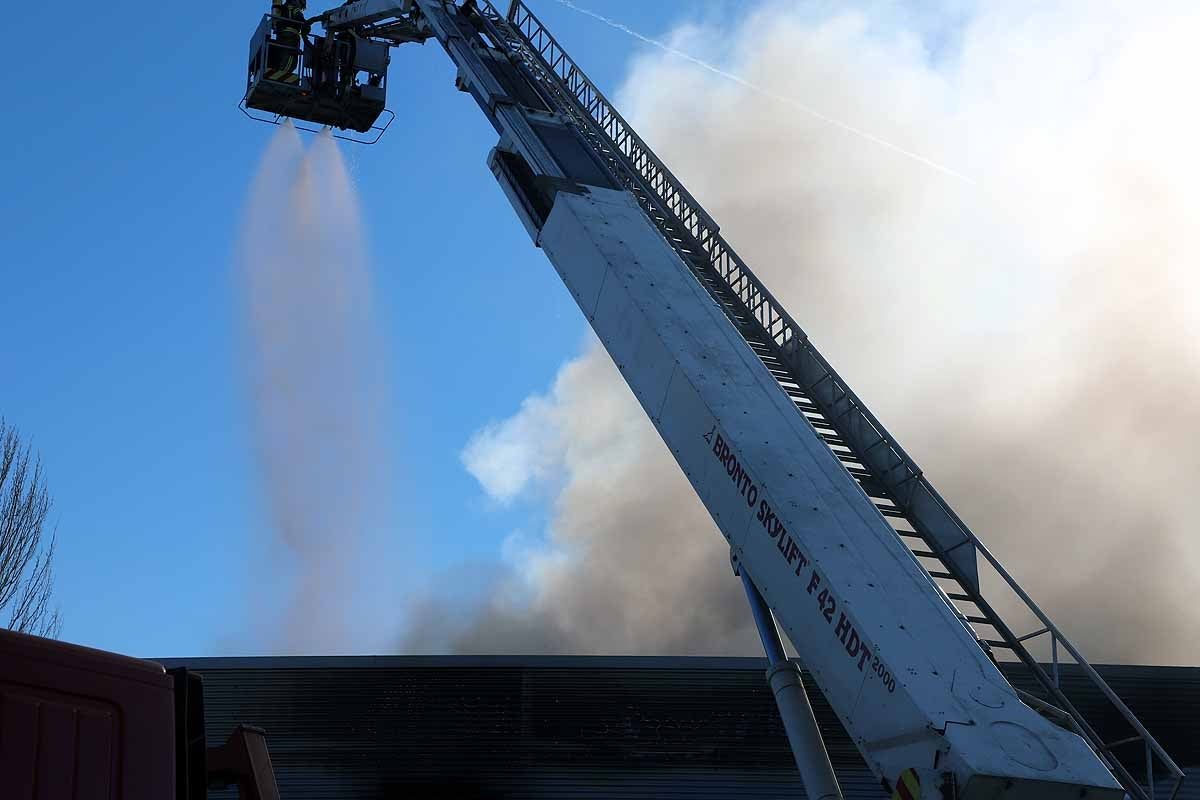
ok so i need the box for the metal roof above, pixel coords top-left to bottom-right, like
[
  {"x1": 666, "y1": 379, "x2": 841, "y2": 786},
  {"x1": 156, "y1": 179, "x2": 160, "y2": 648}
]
[{"x1": 160, "y1": 656, "x2": 1199, "y2": 799}]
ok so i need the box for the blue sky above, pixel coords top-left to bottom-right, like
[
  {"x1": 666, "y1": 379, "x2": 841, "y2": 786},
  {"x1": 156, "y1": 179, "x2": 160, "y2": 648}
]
[{"x1": 0, "y1": 0, "x2": 734, "y2": 657}]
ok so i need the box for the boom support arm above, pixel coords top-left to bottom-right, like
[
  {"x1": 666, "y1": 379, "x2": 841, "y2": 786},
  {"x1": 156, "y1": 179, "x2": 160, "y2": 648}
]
[
  {"x1": 239, "y1": 2, "x2": 1185, "y2": 799},
  {"x1": 413, "y1": 5, "x2": 1120, "y2": 794}
]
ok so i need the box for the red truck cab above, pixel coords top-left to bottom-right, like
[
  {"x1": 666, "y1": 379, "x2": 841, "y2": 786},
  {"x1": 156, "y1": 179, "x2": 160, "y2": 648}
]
[{"x1": 0, "y1": 628, "x2": 277, "y2": 800}]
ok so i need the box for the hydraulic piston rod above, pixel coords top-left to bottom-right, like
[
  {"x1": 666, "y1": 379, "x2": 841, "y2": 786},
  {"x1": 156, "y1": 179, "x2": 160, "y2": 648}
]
[{"x1": 738, "y1": 560, "x2": 844, "y2": 800}]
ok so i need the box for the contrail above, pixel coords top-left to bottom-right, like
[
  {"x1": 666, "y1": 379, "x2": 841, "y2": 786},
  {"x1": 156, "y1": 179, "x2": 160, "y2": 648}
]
[{"x1": 552, "y1": 0, "x2": 976, "y2": 185}]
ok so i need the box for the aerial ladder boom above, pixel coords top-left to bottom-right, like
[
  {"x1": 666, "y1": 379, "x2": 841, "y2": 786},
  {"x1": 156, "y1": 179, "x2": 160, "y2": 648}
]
[{"x1": 239, "y1": 2, "x2": 1185, "y2": 799}]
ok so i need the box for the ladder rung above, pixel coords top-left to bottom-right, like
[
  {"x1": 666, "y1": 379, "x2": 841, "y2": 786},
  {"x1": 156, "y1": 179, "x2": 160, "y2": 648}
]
[
  {"x1": 859, "y1": 482, "x2": 886, "y2": 497},
  {"x1": 965, "y1": 616, "x2": 991, "y2": 625},
  {"x1": 929, "y1": 571, "x2": 955, "y2": 580},
  {"x1": 947, "y1": 592, "x2": 972, "y2": 601},
  {"x1": 1100, "y1": 736, "x2": 1143, "y2": 751},
  {"x1": 912, "y1": 550, "x2": 937, "y2": 558},
  {"x1": 984, "y1": 640, "x2": 1014, "y2": 649}
]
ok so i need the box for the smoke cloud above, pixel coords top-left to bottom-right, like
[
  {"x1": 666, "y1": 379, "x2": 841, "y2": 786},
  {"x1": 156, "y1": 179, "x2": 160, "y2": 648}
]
[
  {"x1": 403, "y1": 0, "x2": 1200, "y2": 665},
  {"x1": 239, "y1": 124, "x2": 387, "y2": 653}
]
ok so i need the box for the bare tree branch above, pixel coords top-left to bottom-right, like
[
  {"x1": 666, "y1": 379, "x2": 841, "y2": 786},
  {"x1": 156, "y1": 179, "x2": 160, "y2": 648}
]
[{"x1": 0, "y1": 419, "x2": 62, "y2": 638}]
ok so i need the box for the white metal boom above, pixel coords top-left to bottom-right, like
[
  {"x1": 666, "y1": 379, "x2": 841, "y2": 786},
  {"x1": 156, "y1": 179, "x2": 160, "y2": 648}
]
[{"x1": 264, "y1": 2, "x2": 1186, "y2": 798}]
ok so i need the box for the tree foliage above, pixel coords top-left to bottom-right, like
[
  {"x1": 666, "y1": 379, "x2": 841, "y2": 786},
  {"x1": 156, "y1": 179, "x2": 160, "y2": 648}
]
[{"x1": 0, "y1": 419, "x2": 61, "y2": 638}]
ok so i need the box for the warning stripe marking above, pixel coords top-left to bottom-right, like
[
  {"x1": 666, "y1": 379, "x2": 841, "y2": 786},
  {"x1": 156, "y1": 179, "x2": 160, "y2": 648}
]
[{"x1": 891, "y1": 768, "x2": 920, "y2": 800}]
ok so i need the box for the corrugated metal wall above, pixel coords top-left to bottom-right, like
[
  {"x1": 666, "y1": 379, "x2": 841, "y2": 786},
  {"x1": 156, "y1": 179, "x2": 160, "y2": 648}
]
[{"x1": 161, "y1": 656, "x2": 1198, "y2": 800}]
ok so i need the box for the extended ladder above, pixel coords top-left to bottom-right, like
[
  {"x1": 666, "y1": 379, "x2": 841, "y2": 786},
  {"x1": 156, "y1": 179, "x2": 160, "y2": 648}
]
[{"x1": 468, "y1": 3, "x2": 1182, "y2": 798}]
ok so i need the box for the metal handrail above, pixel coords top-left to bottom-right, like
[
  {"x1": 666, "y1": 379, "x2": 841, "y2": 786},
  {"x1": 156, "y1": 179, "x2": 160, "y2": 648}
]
[
  {"x1": 483, "y1": 0, "x2": 982, "y2": 587},
  {"x1": 247, "y1": 13, "x2": 309, "y2": 91},
  {"x1": 470, "y1": 2, "x2": 1185, "y2": 798},
  {"x1": 238, "y1": 101, "x2": 395, "y2": 145}
]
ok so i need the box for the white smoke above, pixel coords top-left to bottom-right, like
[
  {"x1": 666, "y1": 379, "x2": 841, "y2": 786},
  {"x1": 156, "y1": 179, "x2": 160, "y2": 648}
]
[
  {"x1": 405, "y1": 339, "x2": 760, "y2": 655},
  {"x1": 239, "y1": 124, "x2": 388, "y2": 654},
  {"x1": 402, "y1": 0, "x2": 1200, "y2": 664}
]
